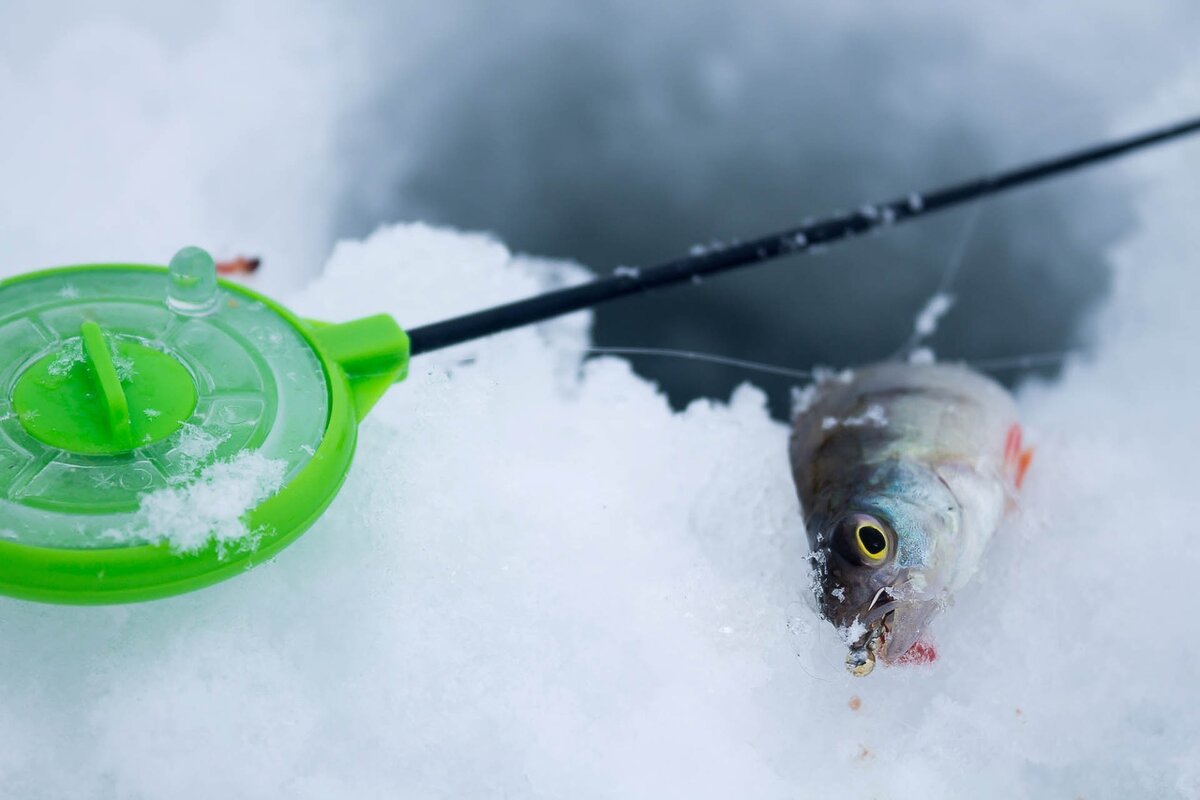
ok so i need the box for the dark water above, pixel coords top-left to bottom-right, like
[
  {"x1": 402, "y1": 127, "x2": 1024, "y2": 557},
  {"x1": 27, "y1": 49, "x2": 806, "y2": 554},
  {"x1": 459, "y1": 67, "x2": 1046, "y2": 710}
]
[{"x1": 334, "y1": 3, "x2": 1170, "y2": 417}]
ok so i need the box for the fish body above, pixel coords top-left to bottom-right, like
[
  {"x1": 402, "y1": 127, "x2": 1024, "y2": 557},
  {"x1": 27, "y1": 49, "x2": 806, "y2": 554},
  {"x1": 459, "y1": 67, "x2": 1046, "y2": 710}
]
[{"x1": 790, "y1": 362, "x2": 1027, "y2": 675}]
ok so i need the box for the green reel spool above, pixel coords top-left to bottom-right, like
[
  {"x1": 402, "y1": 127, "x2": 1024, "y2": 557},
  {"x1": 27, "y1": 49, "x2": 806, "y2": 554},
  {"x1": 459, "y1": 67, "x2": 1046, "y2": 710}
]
[{"x1": 0, "y1": 248, "x2": 409, "y2": 605}]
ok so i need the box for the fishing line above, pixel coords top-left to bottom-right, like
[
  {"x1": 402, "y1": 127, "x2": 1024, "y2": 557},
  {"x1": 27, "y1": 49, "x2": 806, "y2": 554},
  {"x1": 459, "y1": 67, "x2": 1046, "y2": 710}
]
[
  {"x1": 586, "y1": 205, "x2": 1032, "y2": 386},
  {"x1": 937, "y1": 202, "x2": 984, "y2": 295},
  {"x1": 583, "y1": 346, "x2": 813, "y2": 380},
  {"x1": 584, "y1": 345, "x2": 1075, "y2": 381},
  {"x1": 890, "y1": 202, "x2": 984, "y2": 360},
  {"x1": 966, "y1": 350, "x2": 1077, "y2": 372}
]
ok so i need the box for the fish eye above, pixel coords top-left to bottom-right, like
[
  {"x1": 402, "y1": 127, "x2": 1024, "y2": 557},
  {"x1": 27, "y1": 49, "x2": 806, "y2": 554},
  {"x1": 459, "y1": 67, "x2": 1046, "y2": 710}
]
[
  {"x1": 832, "y1": 513, "x2": 893, "y2": 566},
  {"x1": 855, "y1": 523, "x2": 888, "y2": 561}
]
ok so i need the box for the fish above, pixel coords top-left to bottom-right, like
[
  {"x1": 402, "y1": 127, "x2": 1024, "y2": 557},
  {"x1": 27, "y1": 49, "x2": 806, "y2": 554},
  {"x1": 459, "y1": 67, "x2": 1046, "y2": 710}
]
[{"x1": 789, "y1": 361, "x2": 1032, "y2": 676}]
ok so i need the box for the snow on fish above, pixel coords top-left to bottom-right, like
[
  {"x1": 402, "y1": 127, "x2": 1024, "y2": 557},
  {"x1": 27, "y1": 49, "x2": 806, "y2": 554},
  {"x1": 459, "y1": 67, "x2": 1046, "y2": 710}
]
[{"x1": 790, "y1": 361, "x2": 1033, "y2": 676}]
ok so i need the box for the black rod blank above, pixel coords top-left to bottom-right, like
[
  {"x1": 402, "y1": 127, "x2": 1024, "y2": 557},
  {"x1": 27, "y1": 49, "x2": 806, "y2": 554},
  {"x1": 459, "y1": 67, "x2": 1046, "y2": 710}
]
[{"x1": 407, "y1": 114, "x2": 1200, "y2": 356}]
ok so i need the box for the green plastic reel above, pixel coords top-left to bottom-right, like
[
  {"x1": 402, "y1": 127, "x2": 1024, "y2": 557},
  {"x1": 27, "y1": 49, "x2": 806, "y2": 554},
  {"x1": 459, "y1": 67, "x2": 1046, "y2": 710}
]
[{"x1": 0, "y1": 248, "x2": 409, "y2": 605}]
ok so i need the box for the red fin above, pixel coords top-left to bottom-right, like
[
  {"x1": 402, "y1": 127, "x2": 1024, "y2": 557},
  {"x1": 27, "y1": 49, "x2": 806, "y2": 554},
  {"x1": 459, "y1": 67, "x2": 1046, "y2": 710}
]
[
  {"x1": 1003, "y1": 424, "x2": 1034, "y2": 493},
  {"x1": 1016, "y1": 448, "x2": 1035, "y2": 490},
  {"x1": 896, "y1": 639, "x2": 938, "y2": 665},
  {"x1": 1004, "y1": 424, "x2": 1022, "y2": 466}
]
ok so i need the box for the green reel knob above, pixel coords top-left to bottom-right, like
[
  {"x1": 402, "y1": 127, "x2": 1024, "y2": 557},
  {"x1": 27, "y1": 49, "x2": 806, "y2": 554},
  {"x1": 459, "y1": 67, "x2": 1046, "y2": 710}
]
[{"x1": 13, "y1": 320, "x2": 198, "y2": 455}]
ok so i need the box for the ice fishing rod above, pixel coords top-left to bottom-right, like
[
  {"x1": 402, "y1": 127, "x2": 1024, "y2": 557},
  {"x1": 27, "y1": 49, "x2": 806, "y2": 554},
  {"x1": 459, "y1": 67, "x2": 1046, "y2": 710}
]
[
  {"x1": 3, "y1": 113, "x2": 1200, "y2": 608},
  {"x1": 407, "y1": 113, "x2": 1200, "y2": 356}
]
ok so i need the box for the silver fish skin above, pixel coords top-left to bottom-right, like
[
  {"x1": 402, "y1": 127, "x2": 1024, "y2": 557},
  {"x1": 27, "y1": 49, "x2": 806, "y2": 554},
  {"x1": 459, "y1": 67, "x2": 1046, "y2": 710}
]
[{"x1": 789, "y1": 362, "x2": 1022, "y2": 674}]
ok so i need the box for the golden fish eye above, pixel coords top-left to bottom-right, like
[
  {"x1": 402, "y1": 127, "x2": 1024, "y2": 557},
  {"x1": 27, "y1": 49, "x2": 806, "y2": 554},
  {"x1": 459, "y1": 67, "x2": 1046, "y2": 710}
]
[{"x1": 855, "y1": 523, "x2": 889, "y2": 561}]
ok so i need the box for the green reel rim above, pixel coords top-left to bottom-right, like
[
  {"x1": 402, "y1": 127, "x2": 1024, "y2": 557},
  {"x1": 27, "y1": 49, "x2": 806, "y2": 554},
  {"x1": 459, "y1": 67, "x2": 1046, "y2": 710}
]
[{"x1": 0, "y1": 263, "x2": 407, "y2": 605}]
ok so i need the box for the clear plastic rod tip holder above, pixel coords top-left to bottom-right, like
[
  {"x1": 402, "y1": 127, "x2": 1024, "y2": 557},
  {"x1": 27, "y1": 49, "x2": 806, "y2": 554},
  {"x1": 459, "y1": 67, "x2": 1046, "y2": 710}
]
[{"x1": 167, "y1": 246, "x2": 219, "y2": 316}]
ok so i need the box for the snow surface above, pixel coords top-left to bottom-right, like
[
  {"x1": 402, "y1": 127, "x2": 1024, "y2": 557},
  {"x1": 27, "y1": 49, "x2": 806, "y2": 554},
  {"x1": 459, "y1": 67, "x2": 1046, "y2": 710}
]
[
  {"x1": 2, "y1": 5, "x2": 1200, "y2": 799},
  {"x1": 6, "y1": 164, "x2": 1200, "y2": 793}
]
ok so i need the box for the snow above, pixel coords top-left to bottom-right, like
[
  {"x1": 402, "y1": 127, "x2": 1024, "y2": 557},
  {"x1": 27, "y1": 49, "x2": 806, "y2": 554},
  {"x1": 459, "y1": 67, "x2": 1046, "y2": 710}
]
[
  {"x1": 908, "y1": 346, "x2": 937, "y2": 365},
  {"x1": 103, "y1": 452, "x2": 286, "y2": 554},
  {"x1": 7, "y1": 191, "x2": 1200, "y2": 792},
  {"x1": 913, "y1": 292, "x2": 956, "y2": 338},
  {"x1": 822, "y1": 403, "x2": 889, "y2": 430},
  {"x1": 169, "y1": 423, "x2": 231, "y2": 469},
  {"x1": 46, "y1": 339, "x2": 85, "y2": 377},
  {"x1": 1, "y1": 5, "x2": 1200, "y2": 800},
  {"x1": 110, "y1": 347, "x2": 136, "y2": 383},
  {"x1": 840, "y1": 616, "x2": 869, "y2": 646}
]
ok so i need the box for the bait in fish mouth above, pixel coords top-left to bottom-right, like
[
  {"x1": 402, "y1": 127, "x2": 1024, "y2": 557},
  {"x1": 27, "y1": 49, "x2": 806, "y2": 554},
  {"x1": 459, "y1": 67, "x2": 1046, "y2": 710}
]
[{"x1": 790, "y1": 361, "x2": 1033, "y2": 676}]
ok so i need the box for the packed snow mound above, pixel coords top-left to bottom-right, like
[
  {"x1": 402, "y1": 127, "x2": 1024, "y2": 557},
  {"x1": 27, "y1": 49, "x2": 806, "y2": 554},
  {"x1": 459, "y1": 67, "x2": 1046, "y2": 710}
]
[{"x1": 3, "y1": 160, "x2": 1200, "y2": 795}]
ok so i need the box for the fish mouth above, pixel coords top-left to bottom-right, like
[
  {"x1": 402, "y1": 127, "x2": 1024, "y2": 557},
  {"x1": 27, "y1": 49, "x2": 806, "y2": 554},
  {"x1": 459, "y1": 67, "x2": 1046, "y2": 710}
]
[{"x1": 845, "y1": 609, "x2": 896, "y2": 677}]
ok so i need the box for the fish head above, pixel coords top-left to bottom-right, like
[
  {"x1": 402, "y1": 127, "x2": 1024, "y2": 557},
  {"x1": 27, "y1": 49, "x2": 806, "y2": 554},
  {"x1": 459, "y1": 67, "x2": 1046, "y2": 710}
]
[{"x1": 806, "y1": 460, "x2": 959, "y2": 675}]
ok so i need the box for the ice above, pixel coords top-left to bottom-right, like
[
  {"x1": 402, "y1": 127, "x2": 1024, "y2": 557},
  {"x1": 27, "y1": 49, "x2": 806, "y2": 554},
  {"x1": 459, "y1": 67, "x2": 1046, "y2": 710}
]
[{"x1": 103, "y1": 451, "x2": 286, "y2": 554}]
